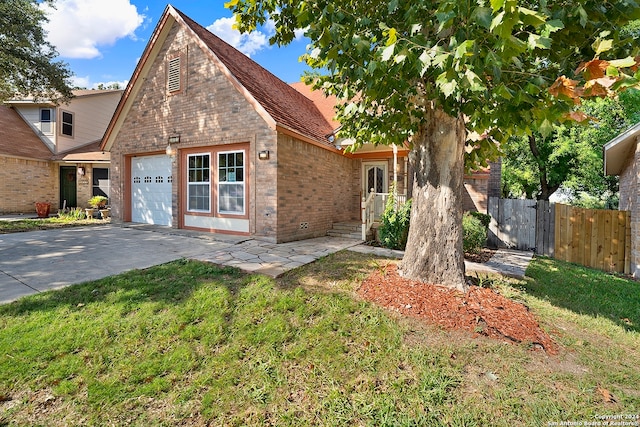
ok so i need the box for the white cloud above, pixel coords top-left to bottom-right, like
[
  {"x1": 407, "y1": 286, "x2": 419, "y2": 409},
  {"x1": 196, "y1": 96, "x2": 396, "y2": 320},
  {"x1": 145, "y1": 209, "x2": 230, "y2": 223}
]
[
  {"x1": 41, "y1": 0, "x2": 144, "y2": 59},
  {"x1": 206, "y1": 16, "x2": 270, "y2": 57},
  {"x1": 69, "y1": 75, "x2": 128, "y2": 90}
]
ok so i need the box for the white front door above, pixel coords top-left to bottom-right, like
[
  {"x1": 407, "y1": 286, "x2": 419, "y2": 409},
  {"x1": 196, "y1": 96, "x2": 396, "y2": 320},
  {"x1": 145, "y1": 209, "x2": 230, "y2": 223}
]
[
  {"x1": 363, "y1": 162, "x2": 388, "y2": 218},
  {"x1": 131, "y1": 155, "x2": 173, "y2": 226}
]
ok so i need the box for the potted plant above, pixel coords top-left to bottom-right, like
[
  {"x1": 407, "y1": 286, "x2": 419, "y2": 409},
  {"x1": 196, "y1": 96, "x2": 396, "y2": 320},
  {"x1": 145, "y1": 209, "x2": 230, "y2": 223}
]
[
  {"x1": 35, "y1": 202, "x2": 51, "y2": 218},
  {"x1": 87, "y1": 195, "x2": 108, "y2": 219},
  {"x1": 88, "y1": 195, "x2": 108, "y2": 209}
]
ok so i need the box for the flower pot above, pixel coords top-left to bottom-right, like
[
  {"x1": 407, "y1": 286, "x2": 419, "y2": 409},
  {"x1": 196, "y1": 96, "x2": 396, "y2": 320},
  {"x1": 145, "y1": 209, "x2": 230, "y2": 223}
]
[
  {"x1": 35, "y1": 202, "x2": 51, "y2": 218},
  {"x1": 85, "y1": 208, "x2": 95, "y2": 219},
  {"x1": 99, "y1": 209, "x2": 110, "y2": 219}
]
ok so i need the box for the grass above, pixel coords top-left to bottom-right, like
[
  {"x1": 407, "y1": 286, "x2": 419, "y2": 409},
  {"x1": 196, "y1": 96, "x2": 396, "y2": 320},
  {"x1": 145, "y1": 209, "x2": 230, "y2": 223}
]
[
  {"x1": 0, "y1": 216, "x2": 108, "y2": 233},
  {"x1": 0, "y1": 253, "x2": 639, "y2": 426}
]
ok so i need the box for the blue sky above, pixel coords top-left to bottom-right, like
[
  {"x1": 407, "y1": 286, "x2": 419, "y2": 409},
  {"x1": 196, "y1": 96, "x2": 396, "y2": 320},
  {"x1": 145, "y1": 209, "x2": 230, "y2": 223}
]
[{"x1": 40, "y1": 0, "x2": 312, "y2": 89}]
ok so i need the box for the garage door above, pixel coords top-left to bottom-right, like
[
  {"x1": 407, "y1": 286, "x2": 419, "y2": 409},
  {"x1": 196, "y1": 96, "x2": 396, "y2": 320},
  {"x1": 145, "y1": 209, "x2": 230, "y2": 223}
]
[{"x1": 131, "y1": 155, "x2": 172, "y2": 226}]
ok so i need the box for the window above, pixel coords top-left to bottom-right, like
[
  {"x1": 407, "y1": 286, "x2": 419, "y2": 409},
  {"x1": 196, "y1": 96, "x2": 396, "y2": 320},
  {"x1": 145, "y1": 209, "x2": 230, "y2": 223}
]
[
  {"x1": 40, "y1": 108, "x2": 52, "y2": 134},
  {"x1": 218, "y1": 151, "x2": 244, "y2": 215},
  {"x1": 61, "y1": 111, "x2": 73, "y2": 136},
  {"x1": 167, "y1": 56, "x2": 181, "y2": 93},
  {"x1": 188, "y1": 154, "x2": 210, "y2": 212},
  {"x1": 92, "y1": 168, "x2": 110, "y2": 198}
]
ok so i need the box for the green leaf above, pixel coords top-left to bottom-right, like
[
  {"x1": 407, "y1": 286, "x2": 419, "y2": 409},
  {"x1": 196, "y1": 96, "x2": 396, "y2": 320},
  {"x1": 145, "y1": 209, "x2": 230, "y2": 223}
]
[
  {"x1": 539, "y1": 119, "x2": 553, "y2": 138},
  {"x1": 544, "y1": 19, "x2": 564, "y2": 34},
  {"x1": 490, "y1": 11, "x2": 505, "y2": 32},
  {"x1": 388, "y1": 0, "x2": 398, "y2": 14},
  {"x1": 519, "y1": 7, "x2": 546, "y2": 27},
  {"x1": 496, "y1": 84, "x2": 513, "y2": 100},
  {"x1": 577, "y1": 6, "x2": 588, "y2": 27},
  {"x1": 592, "y1": 39, "x2": 613, "y2": 55},
  {"x1": 436, "y1": 72, "x2": 458, "y2": 98},
  {"x1": 472, "y1": 7, "x2": 493, "y2": 29},
  {"x1": 608, "y1": 56, "x2": 636, "y2": 68},
  {"x1": 380, "y1": 44, "x2": 395, "y2": 61},
  {"x1": 490, "y1": 0, "x2": 505, "y2": 12},
  {"x1": 386, "y1": 28, "x2": 397, "y2": 45},
  {"x1": 528, "y1": 34, "x2": 551, "y2": 50},
  {"x1": 410, "y1": 23, "x2": 422, "y2": 36},
  {"x1": 464, "y1": 69, "x2": 485, "y2": 91},
  {"x1": 454, "y1": 40, "x2": 475, "y2": 59}
]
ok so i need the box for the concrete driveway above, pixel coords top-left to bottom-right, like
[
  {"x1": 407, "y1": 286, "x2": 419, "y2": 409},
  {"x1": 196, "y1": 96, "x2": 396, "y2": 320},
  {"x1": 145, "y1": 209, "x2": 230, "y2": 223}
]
[
  {"x1": 0, "y1": 224, "x2": 364, "y2": 305},
  {"x1": 0, "y1": 225, "x2": 238, "y2": 304}
]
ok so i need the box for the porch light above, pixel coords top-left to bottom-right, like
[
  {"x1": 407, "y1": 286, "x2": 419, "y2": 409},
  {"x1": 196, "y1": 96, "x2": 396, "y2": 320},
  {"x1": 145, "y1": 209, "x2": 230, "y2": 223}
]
[
  {"x1": 166, "y1": 134, "x2": 179, "y2": 158},
  {"x1": 258, "y1": 150, "x2": 270, "y2": 160},
  {"x1": 77, "y1": 166, "x2": 85, "y2": 176}
]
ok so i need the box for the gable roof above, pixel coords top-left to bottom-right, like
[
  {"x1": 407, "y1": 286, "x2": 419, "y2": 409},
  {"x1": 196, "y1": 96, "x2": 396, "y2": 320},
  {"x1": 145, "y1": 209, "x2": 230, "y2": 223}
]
[
  {"x1": 51, "y1": 140, "x2": 110, "y2": 163},
  {"x1": 0, "y1": 105, "x2": 52, "y2": 160},
  {"x1": 604, "y1": 121, "x2": 640, "y2": 176},
  {"x1": 290, "y1": 82, "x2": 341, "y2": 130},
  {"x1": 102, "y1": 5, "x2": 335, "y2": 151}
]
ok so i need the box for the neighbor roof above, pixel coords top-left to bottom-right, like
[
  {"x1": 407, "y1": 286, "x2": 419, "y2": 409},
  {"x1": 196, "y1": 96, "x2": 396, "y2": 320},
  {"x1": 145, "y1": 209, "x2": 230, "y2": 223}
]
[
  {"x1": 0, "y1": 105, "x2": 52, "y2": 160},
  {"x1": 102, "y1": 5, "x2": 335, "y2": 151},
  {"x1": 604, "y1": 121, "x2": 640, "y2": 176}
]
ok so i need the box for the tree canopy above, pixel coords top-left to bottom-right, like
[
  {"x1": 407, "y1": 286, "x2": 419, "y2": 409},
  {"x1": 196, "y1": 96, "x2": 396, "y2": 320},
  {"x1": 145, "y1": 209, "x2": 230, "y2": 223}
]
[
  {"x1": 503, "y1": 89, "x2": 640, "y2": 205},
  {"x1": 0, "y1": 0, "x2": 73, "y2": 102}
]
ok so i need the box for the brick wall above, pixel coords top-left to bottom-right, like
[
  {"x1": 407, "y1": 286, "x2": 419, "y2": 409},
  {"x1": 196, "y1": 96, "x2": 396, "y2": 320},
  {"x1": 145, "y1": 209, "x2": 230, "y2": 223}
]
[
  {"x1": 619, "y1": 139, "x2": 640, "y2": 277},
  {"x1": 277, "y1": 134, "x2": 360, "y2": 242},
  {"x1": 0, "y1": 156, "x2": 58, "y2": 214},
  {"x1": 109, "y1": 21, "x2": 277, "y2": 236}
]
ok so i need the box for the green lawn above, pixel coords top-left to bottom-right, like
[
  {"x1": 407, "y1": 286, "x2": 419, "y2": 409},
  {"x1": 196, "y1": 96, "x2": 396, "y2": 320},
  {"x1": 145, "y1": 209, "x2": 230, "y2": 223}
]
[
  {"x1": 0, "y1": 216, "x2": 108, "y2": 233},
  {"x1": 1, "y1": 253, "x2": 638, "y2": 426}
]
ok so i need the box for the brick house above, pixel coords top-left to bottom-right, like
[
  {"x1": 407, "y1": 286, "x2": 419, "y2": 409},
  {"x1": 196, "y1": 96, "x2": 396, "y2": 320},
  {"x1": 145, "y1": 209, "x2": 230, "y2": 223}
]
[
  {"x1": 604, "y1": 121, "x2": 640, "y2": 277},
  {"x1": 101, "y1": 6, "x2": 499, "y2": 243},
  {"x1": 1, "y1": 90, "x2": 121, "y2": 214}
]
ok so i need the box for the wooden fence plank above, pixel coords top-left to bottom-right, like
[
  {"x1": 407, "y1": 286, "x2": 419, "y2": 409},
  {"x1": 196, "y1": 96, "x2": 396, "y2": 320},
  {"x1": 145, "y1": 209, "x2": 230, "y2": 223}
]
[{"x1": 625, "y1": 211, "x2": 631, "y2": 275}]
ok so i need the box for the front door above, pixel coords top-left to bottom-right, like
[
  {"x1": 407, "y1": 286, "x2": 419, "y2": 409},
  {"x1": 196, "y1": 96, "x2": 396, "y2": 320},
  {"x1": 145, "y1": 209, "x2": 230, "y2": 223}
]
[
  {"x1": 60, "y1": 166, "x2": 77, "y2": 208},
  {"x1": 363, "y1": 162, "x2": 388, "y2": 219}
]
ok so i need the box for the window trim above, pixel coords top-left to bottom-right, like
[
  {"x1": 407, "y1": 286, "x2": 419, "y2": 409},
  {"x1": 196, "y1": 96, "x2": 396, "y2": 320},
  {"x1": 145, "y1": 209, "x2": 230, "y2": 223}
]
[
  {"x1": 40, "y1": 108, "x2": 53, "y2": 134},
  {"x1": 186, "y1": 152, "x2": 211, "y2": 213},
  {"x1": 217, "y1": 150, "x2": 246, "y2": 216},
  {"x1": 60, "y1": 110, "x2": 74, "y2": 137}
]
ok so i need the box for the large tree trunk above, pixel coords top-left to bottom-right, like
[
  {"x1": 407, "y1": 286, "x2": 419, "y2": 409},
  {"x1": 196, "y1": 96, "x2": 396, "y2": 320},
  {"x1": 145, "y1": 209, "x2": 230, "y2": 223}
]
[{"x1": 398, "y1": 107, "x2": 467, "y2": 292}]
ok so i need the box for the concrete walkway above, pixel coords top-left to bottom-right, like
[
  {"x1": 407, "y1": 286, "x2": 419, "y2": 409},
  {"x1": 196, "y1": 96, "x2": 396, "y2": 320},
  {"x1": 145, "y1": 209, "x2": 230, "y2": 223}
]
[{"x1": 0, "y1": 222, "x2": 533, "y2": 304}]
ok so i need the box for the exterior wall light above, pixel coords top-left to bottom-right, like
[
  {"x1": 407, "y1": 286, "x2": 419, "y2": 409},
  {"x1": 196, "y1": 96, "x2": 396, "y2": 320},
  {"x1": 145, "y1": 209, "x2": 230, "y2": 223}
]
[
  {"x1": 166, "y1": 134, "x2": 180, "y2": 158},
  {"x1": 258, "y1": 150, "x2": 270, "y2": 160},
  {"x1": 77, "y1": 166, "x2": 85, "y2": 176}
]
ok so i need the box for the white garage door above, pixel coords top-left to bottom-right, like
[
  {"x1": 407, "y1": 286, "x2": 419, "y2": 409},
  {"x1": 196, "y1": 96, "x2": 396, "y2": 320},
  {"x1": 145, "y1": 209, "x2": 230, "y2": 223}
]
[{"x1": 131, "y1": 155, "x2": 172, "y2": 226}]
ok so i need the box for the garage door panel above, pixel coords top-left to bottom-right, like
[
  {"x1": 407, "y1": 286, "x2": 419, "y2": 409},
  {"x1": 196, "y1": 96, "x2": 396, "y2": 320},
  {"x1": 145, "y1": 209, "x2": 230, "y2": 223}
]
[{"x1": 131, "y1": 155, "x2": 172, "y2": 226}]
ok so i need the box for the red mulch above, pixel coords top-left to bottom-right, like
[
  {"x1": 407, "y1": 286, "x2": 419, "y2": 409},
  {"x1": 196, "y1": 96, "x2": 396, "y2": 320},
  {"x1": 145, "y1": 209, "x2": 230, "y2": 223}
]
[{"x1": 358, "y1": 264, "x2": 558, "y2": 354}]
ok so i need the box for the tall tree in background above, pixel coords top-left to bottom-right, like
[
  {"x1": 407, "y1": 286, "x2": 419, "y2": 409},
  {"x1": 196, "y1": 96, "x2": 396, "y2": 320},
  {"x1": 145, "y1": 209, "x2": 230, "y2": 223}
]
[
  {"x1": 503, "y1": 89, "x2": 640, "y2": 205},
  {"x1": 228, "y1": 0, "x2": 640, "y2": 290},
  {"x1": 0, "y1": 0, "x2": 72, "y2": 102}
]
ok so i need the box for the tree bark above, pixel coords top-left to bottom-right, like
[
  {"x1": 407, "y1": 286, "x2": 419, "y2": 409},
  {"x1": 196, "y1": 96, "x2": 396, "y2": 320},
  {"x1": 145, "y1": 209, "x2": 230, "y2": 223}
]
[{"x1": 398, "y1": 107, "x2": 467, "y2": 291}]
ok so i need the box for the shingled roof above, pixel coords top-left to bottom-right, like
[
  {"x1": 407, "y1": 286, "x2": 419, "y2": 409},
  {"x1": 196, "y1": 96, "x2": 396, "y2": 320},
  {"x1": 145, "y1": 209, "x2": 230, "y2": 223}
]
[
  {"x1": 0, "y1": 105, "x2": 52, "y2": 160},
  {"x1": 175, "y1": 8, "x2": 336, "y2": 145}
]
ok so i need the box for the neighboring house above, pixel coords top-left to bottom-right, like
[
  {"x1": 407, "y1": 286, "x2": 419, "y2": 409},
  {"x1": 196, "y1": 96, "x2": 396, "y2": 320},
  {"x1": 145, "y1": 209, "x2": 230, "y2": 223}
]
[
  {"x1": 0, "y1": 90, "x2": 121, "y2": 213},
  {"x1": 101, "y1": 5, "x2": 499, "y2": 243},
  {"x1": 604, "y1": 121, "x2": 640, "y2": 277}
]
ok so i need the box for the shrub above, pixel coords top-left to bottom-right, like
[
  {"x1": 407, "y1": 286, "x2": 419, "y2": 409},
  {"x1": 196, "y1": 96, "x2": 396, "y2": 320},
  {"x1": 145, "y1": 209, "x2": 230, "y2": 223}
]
[
  {"x1": 378, "y1": 194, "x2": 412, "y2": 250},
  {"x1": 58, "y1": 207, "x2": 86, "y2": 220},
  {"x1": 468, "y1": 211, "x2": 491, "y2": 228},
  {"x1": 463, "y1": 212, "x2": 487, "y2": 254}
]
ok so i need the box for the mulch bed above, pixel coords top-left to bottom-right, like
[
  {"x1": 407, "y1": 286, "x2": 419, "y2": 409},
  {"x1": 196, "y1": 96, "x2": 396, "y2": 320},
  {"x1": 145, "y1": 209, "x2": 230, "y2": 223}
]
[
  {"x1": 464, "y1": 248, "x2": 496, "y2": 263},
  {"x1": 358, "y1": 264, "x2": 558, "y2": 354}
]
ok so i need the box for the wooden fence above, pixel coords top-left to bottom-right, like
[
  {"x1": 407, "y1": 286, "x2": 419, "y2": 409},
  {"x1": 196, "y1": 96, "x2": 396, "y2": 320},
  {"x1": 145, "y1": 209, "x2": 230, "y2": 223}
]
[
  {"x1": 553, "y1": 203, "x2": 630, "y2": 274},
  {"x1": 488, "y1": 197, "x2": 630, "y2": 273}
]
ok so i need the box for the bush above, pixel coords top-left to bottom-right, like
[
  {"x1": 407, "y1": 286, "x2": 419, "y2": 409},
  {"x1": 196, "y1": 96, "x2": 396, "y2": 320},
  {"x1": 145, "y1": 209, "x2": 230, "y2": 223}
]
[
  {"x1": 378, "y1": 195, "x2": 412, "y2": 250},
  {"x1": 468, "y1": 211, "x2": 491, "y2": 228},
  {"x1": 463, "y1": 212, "x2": 487, "y2": 254}
]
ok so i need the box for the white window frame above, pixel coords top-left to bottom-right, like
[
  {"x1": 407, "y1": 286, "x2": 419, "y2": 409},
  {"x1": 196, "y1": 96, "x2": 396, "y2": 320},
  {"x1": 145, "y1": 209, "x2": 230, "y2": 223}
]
[
  {"x1": 60, "y1": 110, "x2": 74, "y2": 137},
  {"x1": 187, "y1": 153, "x2": 211, "y2": 213},
  {"x1": 217, "y1": 150, "x2": 245, "y2": 215},
  {"x1": 40, "y1": 108, "x2": 53, "y2": 134}
]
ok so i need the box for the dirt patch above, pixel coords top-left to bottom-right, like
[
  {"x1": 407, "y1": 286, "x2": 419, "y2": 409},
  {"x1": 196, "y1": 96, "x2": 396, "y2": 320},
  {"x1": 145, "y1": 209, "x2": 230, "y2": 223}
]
[
  {"x1": 358, "y1": 264, "x2": 558, "y2": 354},
  {"x1": 464, "y1": 248, "x2": 497, "y2": 264}
]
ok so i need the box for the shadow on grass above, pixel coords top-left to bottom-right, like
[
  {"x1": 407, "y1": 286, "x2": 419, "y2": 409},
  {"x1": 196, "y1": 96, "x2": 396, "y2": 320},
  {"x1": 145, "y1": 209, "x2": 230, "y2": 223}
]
[
  {"x1": 521, "y1": 256, "x2": 640, "y2": 333},
  {"x1": 0, "y1": 259, "x2": 247, "y2": 317},
  {"x1": 276, "y1": 250, "x2": 389, "y2": 294}
]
